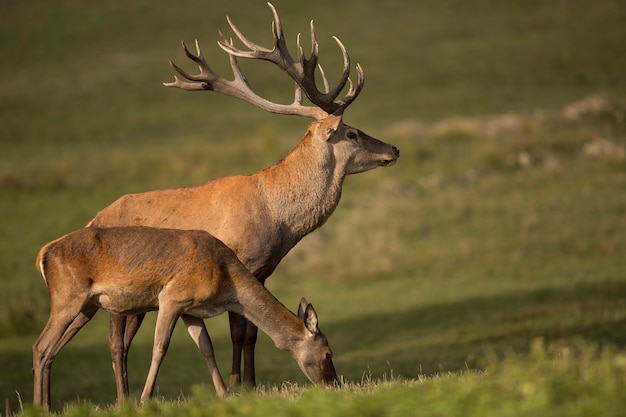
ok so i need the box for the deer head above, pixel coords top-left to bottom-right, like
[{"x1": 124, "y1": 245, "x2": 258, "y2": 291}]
[
  {"x1": 315, "y1": 114, "x2": 399, "y2": 175},
  {"x1": 294, "y1": 298, "x2": 338, "y2": 386}
]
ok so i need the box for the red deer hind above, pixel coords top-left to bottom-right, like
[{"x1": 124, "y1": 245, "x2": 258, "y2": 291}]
[
  {"x1": 87, "y1": 2, "x2": 399, "y2": 400},
  {"x1": 33, "y1": 226, "x2": 337, "y2": 409}
]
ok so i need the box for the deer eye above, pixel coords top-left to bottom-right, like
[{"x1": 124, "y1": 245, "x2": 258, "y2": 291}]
[
  {"x1": 347, "y1": 130, "x2": 357, "y2": 140},
  {"x1": 325, "y1": 352, "x2": 333, "y2": 360}
]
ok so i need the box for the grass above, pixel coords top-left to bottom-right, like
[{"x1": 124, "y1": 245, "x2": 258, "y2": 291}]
[
  {"x1": 1, "y1": 0, "x2": 626, "y2": 415},
  {"x1": 13, "y1": 340, "x2": 626, "y2": 417}
]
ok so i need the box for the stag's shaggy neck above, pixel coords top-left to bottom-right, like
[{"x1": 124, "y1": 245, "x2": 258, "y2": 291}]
[{"x1": 260, "y1": 127, "x2": 345, "y2": 242}]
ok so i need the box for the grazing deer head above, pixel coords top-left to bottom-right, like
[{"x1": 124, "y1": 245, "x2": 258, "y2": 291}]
[
  {"x1": 88, "y1": 2, "x2": 398, "y2": 400},
  {"x1": 33, "y1": 227, "x2": 338, "y2": 409},
  {"x1": 294, "y1": 298, "x2": 337, "y2": 385}
]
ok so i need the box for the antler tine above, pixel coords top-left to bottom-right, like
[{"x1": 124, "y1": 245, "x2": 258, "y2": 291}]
[
  {"x1": 225, "y1": 15, "x2": 272, "y2": 54},
  {"x1": 299, "y1": 20, "x2": 319, "y2": 74},
  {"x1": 339, "y1": 63, "x2": 365, "y2": 108},
  {"x1": 268, "y1": 2, "x2": 289, "y2": 55},
  {"x1": 223, "y1": 38, "x2": 251, "y2": 88},
  {"x1": 293, "y1": 83, "x2": 304, "y2": 105},
  {"x1": 317, "y1": 64, "x2": 330, "y2": 93},
  {"x1": 323, "y1": 36, "x2": 351, "y2": 101},
  {"x1": 219, "y1": 2, "x2": 295, "y2": 68},
  {"x1": 163, "y1": 40, "x2": 216, "y2": 91},
  {"x1": 186, "y1": 40, "x2": 215, "y2": 78}
]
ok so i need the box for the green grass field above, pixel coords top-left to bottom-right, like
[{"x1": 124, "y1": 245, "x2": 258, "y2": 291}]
[{"x1": 1, "y1": 0, "x2": 626, "y2": 415}]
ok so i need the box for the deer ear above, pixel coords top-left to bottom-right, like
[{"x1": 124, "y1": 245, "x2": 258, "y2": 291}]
[
  {"x1": 297, "y1": 297, "x2": 309, "y2": 318},
  {"x1": 319, "y1": 114, "x2": 342, "y2": 141},
  {"x1": 298, "y1": 297, "x2": 320, "y2": 334}
]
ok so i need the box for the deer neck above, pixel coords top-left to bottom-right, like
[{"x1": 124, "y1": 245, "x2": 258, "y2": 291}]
[
  {"x1": 231, "y1": 276, "x2": 305, "y2": 352},
  {"x1": 260, "y1": 132, "x2": 346, "y2": 239}
]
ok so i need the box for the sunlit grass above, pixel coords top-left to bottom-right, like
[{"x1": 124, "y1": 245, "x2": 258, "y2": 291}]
[{"x1": 13, "y1": 340, "x2": 626, "y2": 417}]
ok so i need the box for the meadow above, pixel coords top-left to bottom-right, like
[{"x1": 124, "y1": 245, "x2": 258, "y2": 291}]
[{"x1": 1, "y1": 0, "x2": 625, "y2": 415}]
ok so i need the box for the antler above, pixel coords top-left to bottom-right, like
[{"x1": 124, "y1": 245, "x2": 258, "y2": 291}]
[
  {"x1": 164, "y1": 2, "x2": 364, "y2": 120},
  {"x1": 164, "y1": 38, "x2": 326, "y2": 119}
]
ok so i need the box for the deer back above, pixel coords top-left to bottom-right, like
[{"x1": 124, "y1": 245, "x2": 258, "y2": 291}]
[{"x1": 38, "y1": 227, "x2": 245, "y2": 316}]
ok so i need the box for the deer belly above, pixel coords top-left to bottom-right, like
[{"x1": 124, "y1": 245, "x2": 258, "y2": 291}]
[
  {"x1": 184, "y1": 304, "x2": 226, "y2": 319},
  {"x1": 92, "y1": 289, "x2": 159, "y2": 315}
]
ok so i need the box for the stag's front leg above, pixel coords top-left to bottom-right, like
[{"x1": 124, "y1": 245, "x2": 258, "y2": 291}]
[
  {"x1": 228, "y1": 312, "x2": 246, "y2": 388},
  {"x1": 243, "y1": 321, "x2": 259, "y2": 386},
  {"x1": 228, "y1": 312, "x2": 258, "y2": 388}
]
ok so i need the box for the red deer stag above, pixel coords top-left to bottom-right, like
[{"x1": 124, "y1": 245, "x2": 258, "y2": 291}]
[
  {"x1": 88, "y1": 2, "x2": 399, "y2": 399},
  {"x1": 33, "y1": 226, "x2": 337, "y2": 409}
]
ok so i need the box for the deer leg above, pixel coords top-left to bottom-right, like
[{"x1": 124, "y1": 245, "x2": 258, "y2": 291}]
[
  {"x1": 110, "y1": 313, "x2": 147, "y2": 403},
  {"x1": 140, "y1": 307, "x2": 179, "y2": 403},
  {"x1": 240, "y1": 276, "x2": 267, "y2": 387},
  {"x1": 227, "y1": 311, "x2": 246, "y2": 388},
  {"x1": 33, "y1": 316, "x2": 71, "y2": 409},
  {"x1": 109, "y1": 314, "x2": 127, "y2": 402},
  {"x1": 181, "y1": 315, "x2": 227, "y2": 397},
  {"x1": 33, "y1": 303, "x2": 95, "y2": 409},
  {"x1": 123, "y1": 313, "x2": 146, "y2": 394},
  {"x1": 43, "y1": 305, "x2": 99, "y2": 407},
  {"x1": 124, "y1": 313, "x2": 146, "y2": 349},
  {"x1": 242, "y1": 320, "x2": 258, "y2": 387},
  {"x1": 46, "y1": 305, "x2": 99, "y2": 359}
]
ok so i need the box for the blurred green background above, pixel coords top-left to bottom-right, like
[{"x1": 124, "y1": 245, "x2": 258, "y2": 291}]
[{"x1": 1, "y1": 0, "x2": 625, "y2": 411}]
